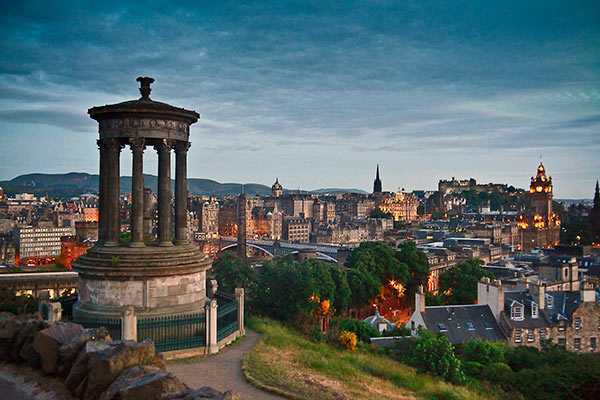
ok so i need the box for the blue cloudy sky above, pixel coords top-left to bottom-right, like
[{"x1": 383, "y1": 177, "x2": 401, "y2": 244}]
[{"x1": 0, "y1": 1, "x2": 598, "y2": 198}]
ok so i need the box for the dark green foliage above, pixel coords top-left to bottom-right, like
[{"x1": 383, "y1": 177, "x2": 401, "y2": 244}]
[
  {"x1": 254, "y1": 256, "x2": 351, "y2": 320},
  {"x1": 212, "y1": 251, "x2": 258, "y2": 296},
  {"x1": 0, "y1": 288, "x2": 37, "y2": 314},
  {"x1": 336, "y1": 318, "x2": 380, "y2": 343},
  {"x1": 460, "y1": 339, "x2": 506, "y2": 365},
  {"x1": 369, "y1": 208, "x2": 392, "y2": 219},
  {"x1": 345, "y1": 241, "x2": 410, "y2": 308},
  {"x1": 425, "y1": 292, "x2": 443, "y2": 306},
  {"x1": 560, "y1": 217, "x2": 596, "y2": 245},
  {"x1": 309, "y1": 325, "x2": 324, "y2": 342},
  {"x1": 438, "y1": 259, "x2": 494, "y2": 305},
  {"x1": 408, "y1": 330, "x2": 465, "y2": 384},
  {"x1": 383, "y1": 326, "x2": 411, "y2": 337},
  {"x1": 6, "y1": 265, "x2": 23, "y2": 273},
  {"x1": 395, "y1": 241, "x2": 429, "y2": 295},
  {"x1": 461, "y1": 361, "x2": 484, "y2": 379}
]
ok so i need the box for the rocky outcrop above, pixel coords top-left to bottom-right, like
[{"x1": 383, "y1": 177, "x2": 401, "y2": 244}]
[
  {"x1": 0, "y1": 313, "x2": 238, "y2": 400},
  {"x1": 0, "y1": 314, "x2": 49, "y2": 366},
  {"x1": 99, "y1": 366, "x2": 187, "y2": 400},
  {"x1": 58, "y1": 327, "x2": 111, "y2": 377},
  {"x1": 158, "y1": 387, "x2": 241, "y2": 400},
  {"x1": 33, "y1": 322, "x2": 86, "y2": 374}
]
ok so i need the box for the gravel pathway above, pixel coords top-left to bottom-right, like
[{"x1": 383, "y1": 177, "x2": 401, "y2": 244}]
[{"x1": 167, "y1": 329, "x2": 283, "y2": 400}]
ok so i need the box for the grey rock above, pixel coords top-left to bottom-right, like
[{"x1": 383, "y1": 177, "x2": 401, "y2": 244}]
[
  {"x1": 66, "y1": 340, "x2": 119, "y2": 394},
  {"x1": 58, "y1": 327, "x2": 111, "y2": 377},
  {"x1": 157, "y1": 387, "x2": 241, "y2": 400},
  {"x1": 33, "y1": 322, "x2": 85, "y2": 374},
  {"x1": 99, "y1": 365, "x2": 187, "y2": 400}
]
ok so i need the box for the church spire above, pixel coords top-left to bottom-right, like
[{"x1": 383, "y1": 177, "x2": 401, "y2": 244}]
[{"x1": 373, "y1": 164, "x2": 382, "y2": 194}]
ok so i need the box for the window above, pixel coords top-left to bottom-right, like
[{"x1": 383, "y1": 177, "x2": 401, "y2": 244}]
[
  {"x1": 575, "y1": 317, "x2": 581, "y2": 330},
  {"x1": 527, "y1": 331, "x2": 535, "y2": 343},
  {"x1": 466, "y1": 322, "x2": 474, "y2": 330},
  {"x1": 558, "y1": 338, "x2": 566, "y2": 347},
  {"x1": 591, "y1": 337, "x2": 596, "y2": 352},
  {"x1": 597, "y1": 316, "x2": 600, "y2": 330},
  {"x1": 531, "y1": 302, "x2": 538, "y2": 318},
  {"x1": 438, "y1": 323, "x2": 447, "y2": 331},
  {"x1": 515, "y1": 329, "x2": 522, "y2": 343},
  {"x1": 545, "y1": 294, "x2": 554, "y2": 309},
  {"x1": 574, "y1": 338, "x2": 581, "y2": 351},
  {"x1": 511, "y1": 305, "x2": 524, "y2": 321},
  {"x1": 540, "y1": 329, "x2": 547, "y2": 341},
  {"x1": 559, "y1": 321, "x2": 566, "y2": 332},
  {"x1": 456, "y1": 322, "x2": 461, "y2": 329}
]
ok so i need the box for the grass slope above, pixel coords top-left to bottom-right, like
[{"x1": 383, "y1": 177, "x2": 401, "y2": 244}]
[{"x1": 243, "y1": 317, "x2": 490, "y2": 400}]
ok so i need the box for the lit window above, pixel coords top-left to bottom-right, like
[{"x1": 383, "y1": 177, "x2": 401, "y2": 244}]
[
  {"x1": 515, "y1": 329, "x2": 522, "y2": 343},
  {"x1": 511, "y1": 305, "x2": 524, "y2": 321}
]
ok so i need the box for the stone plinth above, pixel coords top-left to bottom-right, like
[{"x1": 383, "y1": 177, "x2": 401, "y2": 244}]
[{"x1": 73, "y1": 244, "x2": 211, "y2": 319}]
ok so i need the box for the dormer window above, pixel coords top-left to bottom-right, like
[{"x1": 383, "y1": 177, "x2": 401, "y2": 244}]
[
  {"x1": 531, "y1": 302, "x2": 539, "y2": 319},
  {"x1": 545, "y1": 294, "x2": 554, "y2": 309},
  {"x1": 438, "y1": 323, "x2": 447, "y2": 331},
  {"x1": 511, "y1": 304, "x2": 524, "y2": 321}
]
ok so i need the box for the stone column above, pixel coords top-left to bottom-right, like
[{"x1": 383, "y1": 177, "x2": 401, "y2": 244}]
[
  {"x1": 130, "y1": 138, "x2": 145, "y2": 247},
  {"x1": 105, "y1": 139, "x2": 122, "y2": 246},
  {"x1": 97, "y1": 140, "x2": 108, "y2": 243},
  {"x1": 174, "y1": 142, "x2": 191, "y2": 244},
  {"x1": 205, "y1": 298, "x2": 218, "y2": 354},
  {"x1": 235, "y1": 288, "x2": 246, "y2": 336},
  {"x1": 155, "y1": 139, "x2": 173, "y2": 246},
  {"x1": 121, "y1": 306, "x2": 137, "y2": 341}
]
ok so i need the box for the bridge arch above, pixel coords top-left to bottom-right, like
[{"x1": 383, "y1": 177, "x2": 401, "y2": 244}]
[{"x1": 220, "y1": 243, "x2": 274, "y2": 257}]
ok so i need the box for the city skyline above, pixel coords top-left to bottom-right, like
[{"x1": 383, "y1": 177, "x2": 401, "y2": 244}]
[{"x1": 1, "y1": 1, "x2": 599, "y2": 198}]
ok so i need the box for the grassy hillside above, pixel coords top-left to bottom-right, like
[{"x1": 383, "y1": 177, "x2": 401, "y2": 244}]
[{"x1": 243, "y1": 317, "x2": 492, "y2": 400}]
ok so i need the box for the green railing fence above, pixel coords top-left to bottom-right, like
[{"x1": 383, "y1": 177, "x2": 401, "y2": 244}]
[
  {"x1": 216, "y1": 291, "x2": 239, "y2": 341},
  {"x1": 75, "y1": 315, "x2": 122, "y2": 340},
  {"x1": 137, "y1": 312, "x2": 206, "y2": 352}
]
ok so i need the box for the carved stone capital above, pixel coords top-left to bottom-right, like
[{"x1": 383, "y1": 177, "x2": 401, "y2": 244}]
[
  {"x1": 154, "y1": 139, "x2": 174, "y2": 153},
  {"x1": 105, "y1": 138, "x2": 124, "y2": 152},
  {"x1": 129, "y1": 138, "x2": 146, "y2": 153},
  {"x1": 174, "y1": 141, "x2": 191, "y2": 154}
]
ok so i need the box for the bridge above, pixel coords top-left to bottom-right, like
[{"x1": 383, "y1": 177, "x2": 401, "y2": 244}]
[
  {"x1": 0, "y1": 271, "x2": 78, "y2": 298},
  {"x1": 219, "y1": 238, "x2": 356, "y2": 263}
]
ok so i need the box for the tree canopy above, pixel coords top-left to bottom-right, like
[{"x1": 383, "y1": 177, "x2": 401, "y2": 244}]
[{"x1": 438, "y1": 259, "x2": 494, "y2": 305}]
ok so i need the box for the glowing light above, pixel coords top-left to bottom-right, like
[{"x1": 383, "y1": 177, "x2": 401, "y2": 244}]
[{"x1": 388, "y1": 280, "x2": 406, "y2": 298}]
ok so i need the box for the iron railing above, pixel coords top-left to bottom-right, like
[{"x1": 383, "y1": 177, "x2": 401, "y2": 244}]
[
  {"x1": 137, "y1": 312, "x2": 206, "y2": 352},
  {"x1": 75, "y1": 315, "x2": 122, "y2": 340},
  {"x1": 216, "y1": 292, "x2": 239, "y2": 341}
]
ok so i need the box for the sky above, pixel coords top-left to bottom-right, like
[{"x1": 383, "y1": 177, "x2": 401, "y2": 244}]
[{"x1": 0, "y1": 1, "x2": 598, "y2": 198}]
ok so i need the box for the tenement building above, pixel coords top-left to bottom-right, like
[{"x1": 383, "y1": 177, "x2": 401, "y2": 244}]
[{"x1": 16, "y1": 226, "x2": 75, "y2": 265}]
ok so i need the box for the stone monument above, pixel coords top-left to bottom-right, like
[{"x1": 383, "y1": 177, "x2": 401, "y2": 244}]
[{"x1": 73, "y1": 77, "x2": 212, "y2": 320}]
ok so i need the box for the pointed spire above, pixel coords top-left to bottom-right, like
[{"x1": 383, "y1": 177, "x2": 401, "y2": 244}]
[
  {"x1": 376, "y1": 164, "x2": 380, "y2": 180},
  {"x1": 373, "y1": 164, "x2": 382, "y2": 193}
]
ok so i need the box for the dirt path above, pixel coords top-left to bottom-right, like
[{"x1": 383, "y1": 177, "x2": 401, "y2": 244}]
[{"x1": 167, "y1": 329, "x2": 283, "y2": 400}]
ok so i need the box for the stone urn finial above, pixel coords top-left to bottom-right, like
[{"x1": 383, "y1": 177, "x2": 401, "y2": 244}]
[{"x1": 136, "y1": 76, "x2": 155, "y2": 100}]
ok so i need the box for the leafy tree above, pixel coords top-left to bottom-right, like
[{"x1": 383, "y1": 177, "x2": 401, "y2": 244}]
[
  {"x1": 212, "y1": 251, "x2": 258, "y2": 296},
  {"x1": 438, "y1": 259, "x2": 494, "y2": 305},
  {"x1": 409, "y1": 329, "x2": 465, "y2": 384},
  {"x1": 345, "y1": 241, "x2": 410, "y2": 308},
  {"x1": 254, "y1": 256, "x2": 315, "y2": 320},
  {"x1": 326, "y1": 263, "x2": 351, "y2": 313},
  {"x1": 0, "y1": 288, "x2": 37, "y2": 315},
  {"x1": 459, "y1": 339, "x2": 506, "y2": 365},
  {"x1": 335, "y1": 318, "x2": 380, "y2": 343},
  {"x1": 395, "y1": 241, "x2": 429, "y2": 295},
  {"x1": 369, "y1": 208, "x2": 392, "y2": 219}
]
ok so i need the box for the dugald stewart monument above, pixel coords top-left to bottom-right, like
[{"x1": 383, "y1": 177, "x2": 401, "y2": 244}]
[{"x1": 73, "y1": 77, "x2": 212, "y2": 321}]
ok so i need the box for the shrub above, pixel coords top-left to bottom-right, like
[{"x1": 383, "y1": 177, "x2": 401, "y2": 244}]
[
  {"x1": 482, "y1": 362, "x2": 515, "y2": 392},
  {"x1": 336, "y1": 318, "x2": 380, "y2": 343},
  {"x1": 337, "y1": 331, "x2": 357, "y2": 351},
  {"x1": 462, "y1": 361, "x2": 485, "y2": 379},
  {"x1": 309, "y1": 325, "x2": 324, "y2": 342},
  {"x1": 460, "y1": 339, "x2": 506, "y2": 365},
  {"x1": 409, "y1": 330, "x2": 465, "y2": 384}
]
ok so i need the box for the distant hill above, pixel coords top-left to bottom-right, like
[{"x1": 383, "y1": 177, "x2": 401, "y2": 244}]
[{"x1": 0, "y1": 173, "x2": 366, "y2": 198}]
